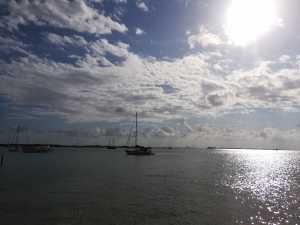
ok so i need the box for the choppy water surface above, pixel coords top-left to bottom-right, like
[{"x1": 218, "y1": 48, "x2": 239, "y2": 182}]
[{"x1": 0, "y1": 148, "x2": 300, "y2": 225}]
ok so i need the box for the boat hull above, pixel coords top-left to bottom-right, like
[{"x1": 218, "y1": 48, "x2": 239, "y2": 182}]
[
  {"x1": 8, "y1": 147, "x2": 19, "y2": 152},
  {"x1": 22, "y1": 145, "x2": 51, "y2": 153},
  {"x1": 126, "y1": 148, "x2": 154, "y2": 156},
  {"x1": 8, "y1": 145, "x2": 22, "y2": 152}
]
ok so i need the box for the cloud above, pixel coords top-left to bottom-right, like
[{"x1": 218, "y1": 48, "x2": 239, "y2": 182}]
[
  {"x1": 0, "y1": 41, "x2": 214, "y2": 123},
  {"x1": 113, "y1": 0, "x2": 127, "y2": 3},
  {"x1": 150, "y1": 126, "x2": 176, "y2": 137},
  {"x1": 0, "y1": 35, "x2": 29, "y2": 56},
  {"x1": 136, "y1": 1, "x2": 149, "y2": 12},
  {"x1": 1, "y1": 1, "x2": 300, "y2": 149},
  {"x1": 46, "y1": 33, "x2": 88, "y2": 47},
  {"x1": 136, "y1": 27, "x2": 145, "y2": 35},
  {"x1": 226, "y1": 57, "x2": 300, "y2": 111},
  {"x1": 76, "y1": 38, "x2": 131, "y2": 67},
  {"x1": 188, "y1": 26, "x2": 224, "y2": 49},
  {"x1": 2, "y1": 31, "x2": 300, "y2": 131},
  {"x1": 206, "y1": 93, "x2": 228, "y2": 107},
  {"x1": 1, "y1": 0, "x2": 128, "y2": 34},
  {"x1": 89, "y1": 0, "x2": 104, "y2": 3},
  {"x1": 89, "y1": 39, "x2": 130, "y2": 58},
  {"x1": 2, "y1": 36, "x2": 300, "y2": 148},
  {"x1": 190, "y1": 125, "x2": 300, "y2": 149},
  {"x1": 157, "y1": 83, "x2": 178, "y2": 94},
  {"x1": 279, "y1": 55, "x2": 291, "y2": 63},
  {"x1": 44, "y1": 33, "x2": 130, "y2": 66}
]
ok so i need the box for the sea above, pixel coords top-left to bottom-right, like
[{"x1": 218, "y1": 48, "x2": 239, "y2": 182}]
[{"x1": 0, "y1": 148, "x2": 300, "y2": 225}]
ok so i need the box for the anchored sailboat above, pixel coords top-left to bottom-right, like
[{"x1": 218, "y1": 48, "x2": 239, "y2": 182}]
[
  {"x1": 8, "y1": 126, "x2": 51, "y2": 153},
  {"x1": 125, "y1": 112, "x2": 154, "y2": 156},
  {"x1": 8, "y1": 126, "x2": 22, "y2": 152}
]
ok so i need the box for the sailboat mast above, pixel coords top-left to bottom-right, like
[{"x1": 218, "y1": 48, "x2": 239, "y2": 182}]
[
  {"x1": 16, "y1": 126, "x2": 20, "y2": 146},
  {"x1": 135, "y1": 112, "x2": 138, "y2": 146}
]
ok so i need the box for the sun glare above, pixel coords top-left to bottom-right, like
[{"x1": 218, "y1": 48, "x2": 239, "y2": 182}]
[{"x1": 225, "y1": 0, "x2": 280, "y2": 46}]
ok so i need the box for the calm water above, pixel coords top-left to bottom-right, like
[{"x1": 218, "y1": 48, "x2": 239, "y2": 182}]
[{"x1": 0, "y1": 148, "x2": 300, "y2": 225}]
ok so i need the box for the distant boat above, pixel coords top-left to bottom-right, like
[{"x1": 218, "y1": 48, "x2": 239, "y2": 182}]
[
  {"x1": 106, "y1": 130, "x2": 117, "y2": 150},
  {"x1": 8, "y1": 126, "x2": 22, "y2": 152},
  {"x1": 8, "y1": 145, "x2": 19, "y2": 152},
  {"x1": 125, "y1": 112, "x2": 154, "y2": 156},
  {"x1": 8, "y1": 145, "x2": 22, "y2": 152},
  {"x1": 207, "y1": 146, "x2": 217, "y2": 150},
  {"x1": 9, "y1": 126, "x2": 51, "y2": 153},
  {"x1": 22, "y1": 145, "x2": 51, "y2": 153}
]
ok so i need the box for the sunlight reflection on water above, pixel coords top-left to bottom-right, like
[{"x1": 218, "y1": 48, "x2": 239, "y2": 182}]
[{"x1": 222, "y1": 150, "x2": 300, "y2": 225}]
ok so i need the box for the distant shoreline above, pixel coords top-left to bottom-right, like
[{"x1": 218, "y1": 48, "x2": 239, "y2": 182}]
[{"x1": 0, "y1": 144, "x2": 293, "y2": 151}]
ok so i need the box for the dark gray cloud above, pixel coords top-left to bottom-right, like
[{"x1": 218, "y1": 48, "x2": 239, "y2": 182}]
[{"x1": 206, "y1": 93, "x2": 227, "y2": 107}]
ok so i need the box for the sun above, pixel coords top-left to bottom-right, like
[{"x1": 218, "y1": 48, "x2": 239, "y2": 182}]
[{"x1": 225, "y1": 0, "x2": 281, "y2": 46}]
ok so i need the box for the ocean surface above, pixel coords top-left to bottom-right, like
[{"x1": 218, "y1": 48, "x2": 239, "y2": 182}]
[{"x1": 0, "y1": 148, "x2": 300, "y2": 225}]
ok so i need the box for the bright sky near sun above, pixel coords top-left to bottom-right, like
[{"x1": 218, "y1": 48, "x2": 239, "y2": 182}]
[
  {"x1": 1, "y1": 0, "x2": 300, "y2": 149},
  {"x1": 225, "y1": 0, "x2": 282, "y2": 46}
]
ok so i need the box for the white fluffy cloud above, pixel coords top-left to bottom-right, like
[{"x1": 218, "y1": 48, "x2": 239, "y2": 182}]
[
  {"x1": 226, "y1": 58, "x2": 300, "y2": 111},
  {"x1": 136, "y1": 1, "x2": 149, "y2": 12},
  {"x1": 89, "y1": 39, "x2": 130, "y2": 58},
  {"x1": 3, "y1": 35, "x2": 300, "y2": 124},
  {"x1": 2, "y1": 26, "x2": 300, "y2": 147},
  {"x1": 1, "y1": 0, "x2": 128, "y2": 34},
  {"x1": 46, "y1": 33, "x2": 88, "y2": 47},
  {"x1": 188, "y1": 26, "x2": 224, "y2": 48},
  {"x1": 136, "y1": 27, "x2": 145, "y2": 35}
]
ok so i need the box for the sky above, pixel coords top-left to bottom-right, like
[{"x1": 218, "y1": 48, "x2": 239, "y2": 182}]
[{"x1": 1, "y1": 0, "x2": 300, "y2": 148}]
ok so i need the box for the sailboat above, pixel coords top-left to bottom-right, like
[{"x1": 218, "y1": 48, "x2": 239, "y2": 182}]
[
  {"x1": 125, "y1": 112, "x2": 154, "y2": 156},
  {"x1": 22, "y1": 145, "x2": 51, "y2": 153},
  {"x1": 106, "y1": 136, "x2": 117, "y2": 150},
  {"x1": 8, "y1": 126, "x2": 22, "y2": 152},
  {"x1": 8, "y1": 126, "x2": 51, "y2": 153}
]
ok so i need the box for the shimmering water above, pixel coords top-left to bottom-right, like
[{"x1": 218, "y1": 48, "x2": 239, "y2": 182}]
[{"x1": 0, "y1": 148, "x2": 300, "y2": 225}]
